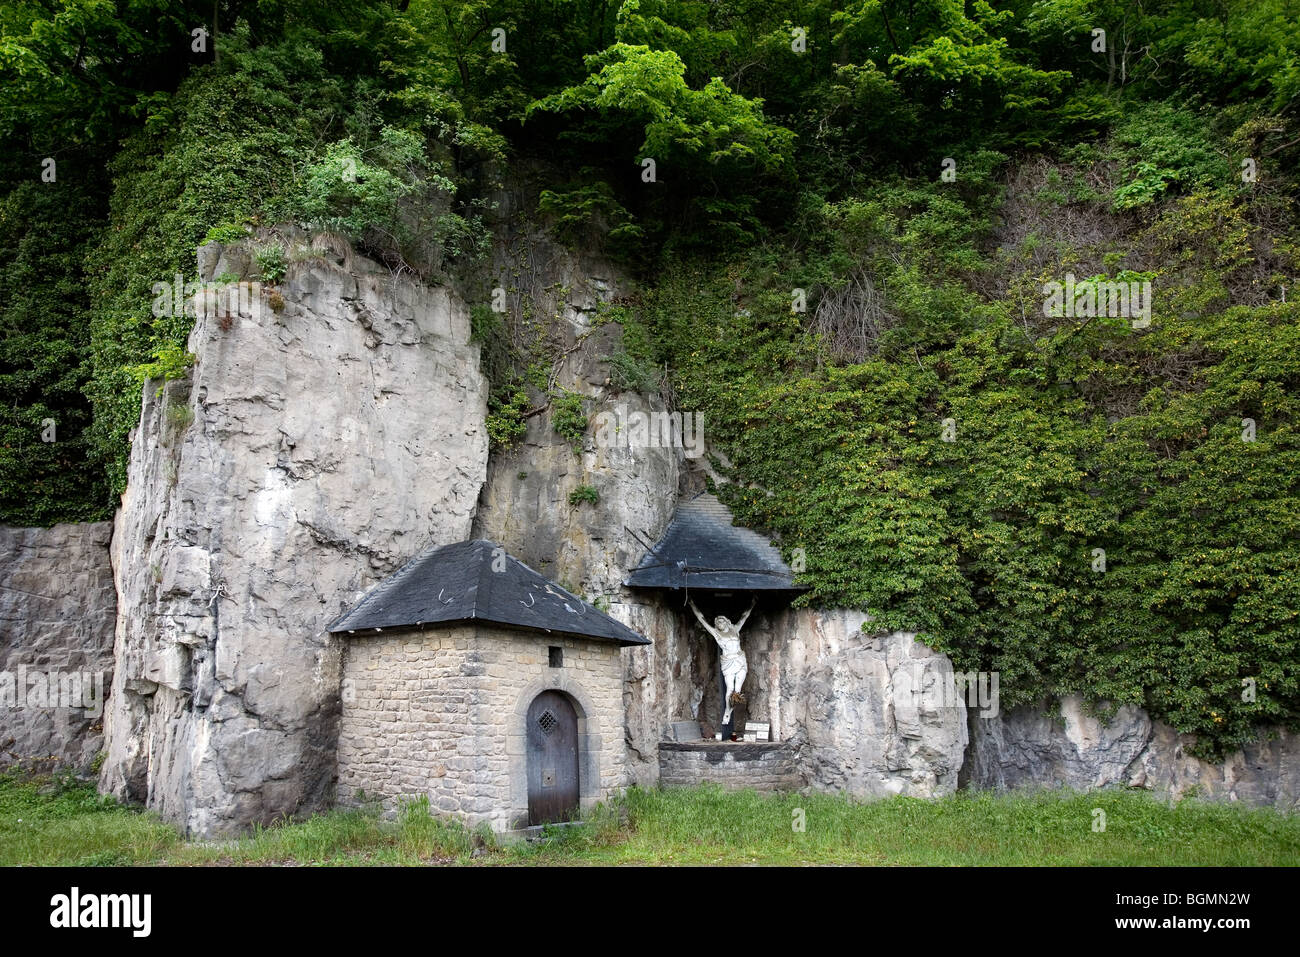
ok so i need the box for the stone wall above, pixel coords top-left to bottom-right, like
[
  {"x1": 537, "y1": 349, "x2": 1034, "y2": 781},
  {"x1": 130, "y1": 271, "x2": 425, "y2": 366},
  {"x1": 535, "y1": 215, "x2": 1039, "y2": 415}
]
[
  {"x1": 0, "y1": 522, "x2": 116, "y2": 772},
  {"x1": 338, "y1": 624, "x2": 628, "y2": 831},
  {"x1": 100, "y1": 232, "x2": 489, "y2": 837},
  {"x1": 659, "y1": 742, "x2": 802, "y2": 792}
]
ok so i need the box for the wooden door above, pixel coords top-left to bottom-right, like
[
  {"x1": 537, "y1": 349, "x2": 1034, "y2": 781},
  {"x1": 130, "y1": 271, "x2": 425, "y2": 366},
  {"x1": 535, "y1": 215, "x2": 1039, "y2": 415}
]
[{"x1": 526, "y1": 690, "x2": 579, "y2": 825}]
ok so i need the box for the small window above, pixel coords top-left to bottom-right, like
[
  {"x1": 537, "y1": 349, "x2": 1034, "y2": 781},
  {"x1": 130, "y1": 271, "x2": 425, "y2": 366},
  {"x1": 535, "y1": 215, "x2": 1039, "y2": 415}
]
[{"x1": 549, "y1": 646, "x2": 563, "y2": 668}]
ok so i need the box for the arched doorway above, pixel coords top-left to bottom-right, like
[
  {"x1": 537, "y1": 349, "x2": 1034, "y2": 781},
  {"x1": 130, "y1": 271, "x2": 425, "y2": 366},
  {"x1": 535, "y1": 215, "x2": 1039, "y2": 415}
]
[{"x1": 526, "y1": 690, "x2": 580, "y2": 825}]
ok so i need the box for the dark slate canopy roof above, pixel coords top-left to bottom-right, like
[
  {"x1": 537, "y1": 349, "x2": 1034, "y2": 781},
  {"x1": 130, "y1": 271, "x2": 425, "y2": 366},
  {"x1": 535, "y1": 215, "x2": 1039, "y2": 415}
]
[
  {"x1": 624, "y1": 492, "x2": 806, "y2": 592},
  {"x1": 329, "y1": 539, "x2": 649, "y2": 646}
]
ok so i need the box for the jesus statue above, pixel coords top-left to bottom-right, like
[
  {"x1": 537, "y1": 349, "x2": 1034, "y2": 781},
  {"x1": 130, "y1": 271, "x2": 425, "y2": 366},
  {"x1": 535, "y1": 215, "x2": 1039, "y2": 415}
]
[{"x1": 689, "y1": 597, "x2": 756, "y2": 727}]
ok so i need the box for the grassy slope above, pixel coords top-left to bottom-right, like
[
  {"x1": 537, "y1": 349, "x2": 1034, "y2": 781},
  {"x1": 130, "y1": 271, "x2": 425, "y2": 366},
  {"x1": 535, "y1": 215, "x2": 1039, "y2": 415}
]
[{"x1": 3, "y1": 775, "x2": 1297, "y2": 867}]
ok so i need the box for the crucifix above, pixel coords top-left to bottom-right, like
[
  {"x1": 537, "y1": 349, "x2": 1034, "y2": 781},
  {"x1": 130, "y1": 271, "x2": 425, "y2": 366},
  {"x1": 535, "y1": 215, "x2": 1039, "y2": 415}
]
[{"x1": 690, "y1": 596, "x2": 755, "y2": 738}]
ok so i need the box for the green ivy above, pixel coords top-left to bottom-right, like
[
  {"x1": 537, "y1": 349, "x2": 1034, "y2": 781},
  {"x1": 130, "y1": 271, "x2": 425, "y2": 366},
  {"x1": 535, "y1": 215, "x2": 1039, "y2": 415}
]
[{"x1": 551, "y1": 391, "x2": 588, "y2": 452}]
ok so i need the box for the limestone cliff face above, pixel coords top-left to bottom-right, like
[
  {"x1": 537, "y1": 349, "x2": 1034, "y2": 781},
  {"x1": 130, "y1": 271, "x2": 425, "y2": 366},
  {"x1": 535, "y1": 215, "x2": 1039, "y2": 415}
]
[
  {"x1": 469, "y1": 268, "x2": 681, "y2": 599},
  {"x1": 969, "y1": 696, "x2": 1300, "y2": 809},
  {"x1": 99, "y1": 234, "x2": 488, "y2": 837},
  {"x1": 465, "y1": 240, "x2": 685, "y2": 786}
]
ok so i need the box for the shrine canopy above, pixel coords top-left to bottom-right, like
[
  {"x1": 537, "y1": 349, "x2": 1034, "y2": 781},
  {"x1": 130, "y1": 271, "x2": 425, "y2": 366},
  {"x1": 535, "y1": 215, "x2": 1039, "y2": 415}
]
[{"x1": 624, "y1": 492, "x2": 807, "y2": 594}]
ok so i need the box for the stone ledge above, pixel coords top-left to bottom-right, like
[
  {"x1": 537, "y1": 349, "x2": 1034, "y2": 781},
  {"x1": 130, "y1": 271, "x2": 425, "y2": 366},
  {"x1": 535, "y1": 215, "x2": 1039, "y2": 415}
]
[
  {"x1": 658, "y1": 740, "x2": 802, "y2": 792},
  {"x1": 659, "y1": 741, "x2": 789, "y2": 761}
]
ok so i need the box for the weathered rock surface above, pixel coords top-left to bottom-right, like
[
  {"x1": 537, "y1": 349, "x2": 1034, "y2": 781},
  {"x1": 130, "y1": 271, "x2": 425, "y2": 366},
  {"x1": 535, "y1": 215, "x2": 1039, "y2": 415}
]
[
  {"x1": 100, "y1": 235, "x2": 488, "y2": 836},
  {"x1": 470, "y1": 269, "x2": 681, "y2": 596},
  {"x1": 0, "y1": 522, "x2": 116, "y2": 771},
  {"x1": 758, "y1": 609, "x2": 967, "y2": 797},
  {"x1": 969, "y1": 695, "x2": 1300, "y2": 809}
]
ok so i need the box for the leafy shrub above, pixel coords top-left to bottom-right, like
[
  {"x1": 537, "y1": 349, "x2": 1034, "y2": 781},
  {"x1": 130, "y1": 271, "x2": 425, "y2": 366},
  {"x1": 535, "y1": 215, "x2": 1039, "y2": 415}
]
[
  {"x1": 202, "y1": 220, "x2": 252, "y2": 245},
  {"x1": 293, "y1": 126, "x2": 486, "y2": 271},
  {"x1": 606, "y1": 352, "x2": 663, "y2": 393},
  {"x1": 551, "y1": 391, "x2": 588, "y2": 451},
  {"x1": 568, "y1": 484, "x2": 599, "y2": 506},
  {"x1": 538, "y1": 175, "x2": 643, "y2": 252},
  {"x1": 486, "y1": 388, "x2": 529, "y2": 449},
  {"x1": 1109, "y1": 102, "x2": 1232, "y2": 211},
  {"x1": 254, "y1": 244, "x2": 287, "y2": 284}
]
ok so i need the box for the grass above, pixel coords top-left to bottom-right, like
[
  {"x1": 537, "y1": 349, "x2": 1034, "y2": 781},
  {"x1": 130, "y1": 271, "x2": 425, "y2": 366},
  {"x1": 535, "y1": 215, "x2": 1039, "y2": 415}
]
[
  {"x1": 3, "y1": 773, "x2": 1298, "y2": 866},
  {"x1": 0, "y1": 772, "x2": 178, "y2": 866}
]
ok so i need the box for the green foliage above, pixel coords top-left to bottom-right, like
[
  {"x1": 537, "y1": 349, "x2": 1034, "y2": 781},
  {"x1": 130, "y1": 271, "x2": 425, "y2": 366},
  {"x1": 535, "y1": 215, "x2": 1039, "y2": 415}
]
[
  {"x1": 1109, "y1": 103, "x2": 1233, "y2": 212},
  {"x1": 202, "y1": 221, "x2": 252, "y2": 246},
  {"x1": 538, "y1": 175, "x2": 643, "y2": 253},
  {"x1": 527, "y1": 41, "x2": 795, "y2": 243},
  {"x1": 0, "y1": 177, "x2": 108, "y2": 524},
  {"x1": 292, "y1": 125, "x2": 483, "y2": 268},
  {"x1": 568, "y1": 484, "x2": 599, "y2": 506},
  {"x1": 128, "y1": 343, "x2": 196, "y2": 393},
  {"x1": 649, "y1": 138, "x2": 1300, "y2": 756},
  {"x1": 254, "y1": 244, "x2": 287, "y2": 285},
  {"x1": 1181, "y1": 0, "x2": 1300, "y2": 110},
  {"x1": 486, "y1": 387, "x2": 529, "y2": 449},
  {"x1": 529, "y1": 43, "x2": 793, "y2": 174},
  {"x1": 551, "y1": 391, "x2": 588, "y2": 451},
  {"x1": 606, "y1": 351, "x2": 664, "y2": 393}
]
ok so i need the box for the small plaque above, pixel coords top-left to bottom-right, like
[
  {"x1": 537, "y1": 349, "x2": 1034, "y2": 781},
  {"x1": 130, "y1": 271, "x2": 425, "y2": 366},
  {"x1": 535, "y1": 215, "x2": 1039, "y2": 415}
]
[
  {"x1": 670, "y1": 720, "x2": 703, "y2": 742},
  {"x1": 745, "y1": 722, "x2": 770, "y2": 741}
]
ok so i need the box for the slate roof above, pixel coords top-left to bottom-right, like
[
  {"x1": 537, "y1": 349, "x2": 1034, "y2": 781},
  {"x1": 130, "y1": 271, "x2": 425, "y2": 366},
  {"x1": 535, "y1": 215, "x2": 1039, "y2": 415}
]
[
  {"x1": 329, "y1": 539, "x2": 649, "y2": 646},
  {"x1": 623, "y1": 492, "x2": 805, "y2": 592}
]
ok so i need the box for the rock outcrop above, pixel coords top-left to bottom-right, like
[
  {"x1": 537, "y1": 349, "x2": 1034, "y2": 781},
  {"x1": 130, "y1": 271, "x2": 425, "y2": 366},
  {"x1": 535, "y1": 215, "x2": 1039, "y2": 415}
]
[
  {"x1": 0, "y1": 522, "x2": 116, "y2": 772},
  {"x1": 969, "y1": 695, "x2": 1300, "y2": 809},
  {"x1": 786, "y1": 611, "x2": 968, "y2": 798},
  {"x1": 99, "y1": 233, "x2": 489, "y2": 836}
]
